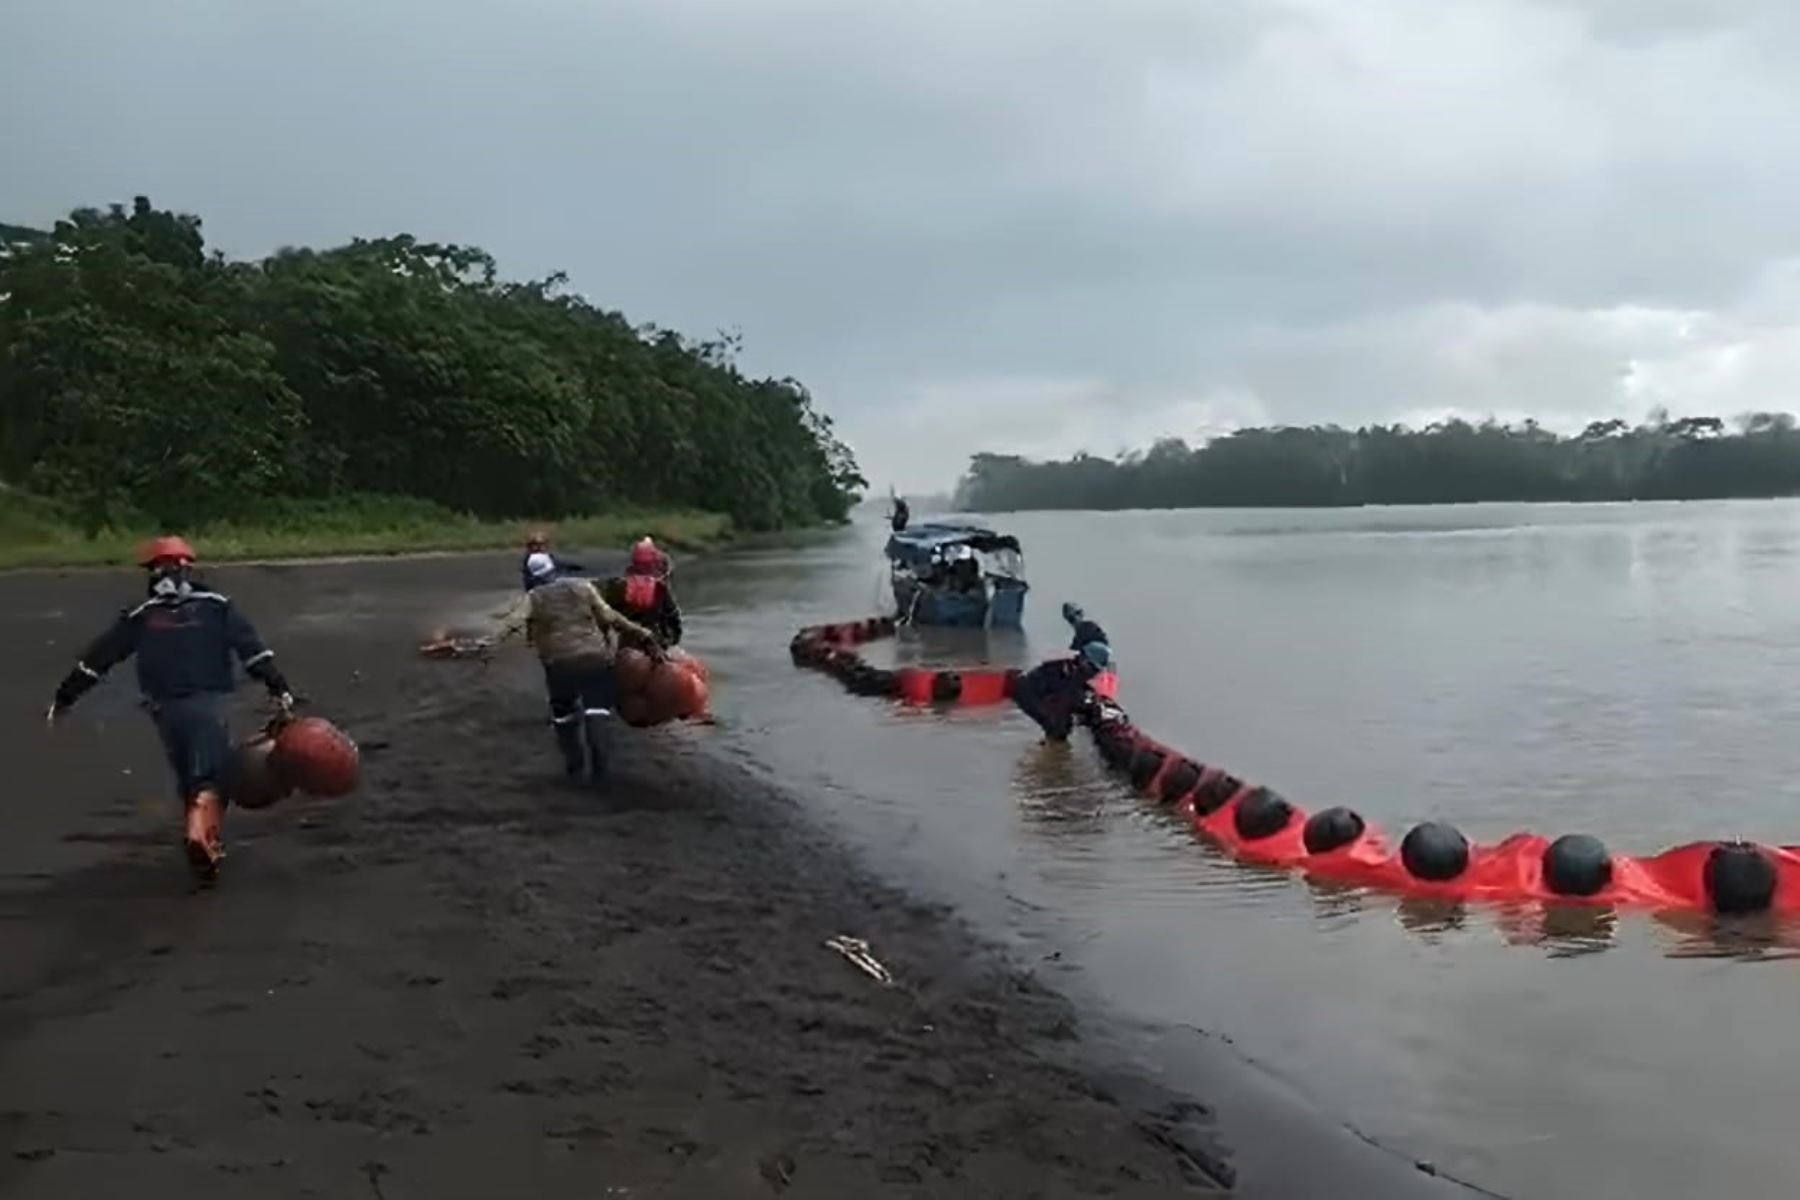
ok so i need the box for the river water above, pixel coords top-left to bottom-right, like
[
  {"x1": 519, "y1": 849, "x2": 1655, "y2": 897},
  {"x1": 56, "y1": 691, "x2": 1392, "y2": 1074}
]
[{"x1": 674, "y1": 501, "x2": 1800, "y2": 1200}]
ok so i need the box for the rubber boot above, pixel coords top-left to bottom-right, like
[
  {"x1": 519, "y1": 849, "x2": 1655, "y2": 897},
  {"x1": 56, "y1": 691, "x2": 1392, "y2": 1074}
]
[
  {"x1": 583, "y1": 712, "x2": 612, "y2": 788},
  {"x1": 184, "y1": 789, "x2": 225, "y2": 884},
  {"x1": 554, "y1": 721, "x2": 586, "y2": 778}
]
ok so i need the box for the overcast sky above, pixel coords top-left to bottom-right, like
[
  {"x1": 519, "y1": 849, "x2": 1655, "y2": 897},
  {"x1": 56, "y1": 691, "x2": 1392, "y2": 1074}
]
[{"x1": 6, "y1": 0, "x2": 1800, "y2": 491}]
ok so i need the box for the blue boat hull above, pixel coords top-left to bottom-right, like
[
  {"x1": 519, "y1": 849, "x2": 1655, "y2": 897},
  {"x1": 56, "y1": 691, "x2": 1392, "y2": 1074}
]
[
  {"x1": 988, "y1": 581, "x2": 1027, "y2": 628},
  {"x1": 893, "y1": 577, "x2": 1027, "y2": 629}
]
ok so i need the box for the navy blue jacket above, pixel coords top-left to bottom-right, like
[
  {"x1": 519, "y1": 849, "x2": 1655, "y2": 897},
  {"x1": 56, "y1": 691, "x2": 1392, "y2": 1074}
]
[
  {"x1": 53, "y1": 585, "x2": 288, "y2": 709},
  {"x1": 1067, "y1": 618, "x2": 1108, "y2": 653},
  {"x1": 1014, "y1": 657, "x2": 1098, "y2": 740}
]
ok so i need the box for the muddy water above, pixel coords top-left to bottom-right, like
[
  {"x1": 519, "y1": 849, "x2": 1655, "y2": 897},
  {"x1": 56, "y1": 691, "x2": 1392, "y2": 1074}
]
[{"x1": 676, "y1": 501, "x2": 1800, "y2": 1200}]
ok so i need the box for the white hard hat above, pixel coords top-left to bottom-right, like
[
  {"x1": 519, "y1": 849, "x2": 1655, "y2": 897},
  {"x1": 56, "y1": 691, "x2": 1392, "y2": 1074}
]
[{"x1": 525, "y1": 551, "x2": 556, "y2": 580}]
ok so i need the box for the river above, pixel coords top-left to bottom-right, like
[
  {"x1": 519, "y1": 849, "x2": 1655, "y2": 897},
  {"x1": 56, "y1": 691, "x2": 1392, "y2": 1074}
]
[{"x1": 674, "y1": 500, "x2": 1800, "y2": 1200}]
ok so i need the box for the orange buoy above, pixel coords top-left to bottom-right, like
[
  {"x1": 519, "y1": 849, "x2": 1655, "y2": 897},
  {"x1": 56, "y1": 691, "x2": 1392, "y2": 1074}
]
[
  {"x1": 677, "y1": 652, "x2": 710, "y2": 684},
  {"x1": 270, "y1": 716, "x2": 361, "y2": 798},
  {"x1": 224, "y1": 730, "x2": 292, "y2": 810},
  {"x1": 669, "y1": 659, "x2": 709, "y2": 718},
  {"x1": 616, "y1": 647, "x2": 655, "y2": 696},
  {"x1": 618, "y1": 692, "x2": 655, "y2": 728},
  {"x1": 645, "y1": 661, "x2": 688, "y2": 721}
]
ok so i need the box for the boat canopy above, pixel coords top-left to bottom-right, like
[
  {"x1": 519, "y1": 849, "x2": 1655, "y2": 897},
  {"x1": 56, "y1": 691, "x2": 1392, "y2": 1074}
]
[{"x1": 884, "y1": 523, "x2": 1022, "y2": 567}]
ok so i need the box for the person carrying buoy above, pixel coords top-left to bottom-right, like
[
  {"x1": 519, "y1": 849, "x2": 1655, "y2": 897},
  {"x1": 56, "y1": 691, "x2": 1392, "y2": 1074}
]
[
  {"x1": 500, "y1": 552, "x2": 662, "y2": 785},
  {"x1": 1012, "y1": 641, "x2": 1112, "y2": 743},
  {"x1": 519, "y1": 530, "x2": 584, "y2": 592},
  {"x1": 601, "y1": 536, "x2": 682, "y2": 648},
  {"x1": 44, "y1": 536, "x2": 295, "y2": 883},
  {"x1": 1060, "y1": 602, "x2": 1109, "y2": 653}
]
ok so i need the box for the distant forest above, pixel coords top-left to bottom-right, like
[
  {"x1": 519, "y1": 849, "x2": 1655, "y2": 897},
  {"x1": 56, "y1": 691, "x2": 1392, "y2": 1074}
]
[
  {"x1": 0, "y1": 198, "x2": 864, "y2": 531},
  {"x1": 954, "y1": 414, "x2": 1800, "y2": 512}
]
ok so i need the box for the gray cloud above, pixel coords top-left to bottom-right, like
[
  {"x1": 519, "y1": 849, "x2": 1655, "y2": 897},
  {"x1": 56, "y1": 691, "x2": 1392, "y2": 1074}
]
[{"x1": 5, "y1": 0, "x2": 1799, "y2": 490}]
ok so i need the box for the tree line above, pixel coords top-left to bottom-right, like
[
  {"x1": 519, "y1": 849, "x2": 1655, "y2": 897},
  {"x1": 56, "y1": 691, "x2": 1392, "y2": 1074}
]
[
  {"x1": 0, "y1": 198, "x2": 865, "y2": 532},
  {"x1": 953, "y1": 414, "x2": 1800, "y2": 512}
]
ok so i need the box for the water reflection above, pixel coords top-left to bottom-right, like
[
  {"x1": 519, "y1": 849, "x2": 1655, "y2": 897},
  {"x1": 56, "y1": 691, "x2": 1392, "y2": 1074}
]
[
  {"x1": 1303, "y1": 877, "x2": 1374, "y2": 925},
  {"x1": 1394, "y1": 897, "x2": 1469, "y2": 939},
  {"x1": 1494, "y1": 903, "x2": 1618, "y2": 957},
  {"x1": 1010, "y1": 743, "x2": 1108, "y2": 834},
  {"x1": 879, "y1": 625, "x2": 1029, "y2": 669},
  {"x1": 1649, "y1": 910, "x2": 1800, "y2": 961}
]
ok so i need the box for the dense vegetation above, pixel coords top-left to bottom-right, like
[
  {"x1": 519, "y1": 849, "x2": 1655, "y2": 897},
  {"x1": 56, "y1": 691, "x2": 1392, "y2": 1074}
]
[
  {"x1": 955, "y1": 414, "x2": 1800, "y2": 512},
  {"x1": 0, "y1": 223, "x2": 47, "y2": 245},
  {"x1": 0, "y1": 198, "x2": 864, "y2": 536}
]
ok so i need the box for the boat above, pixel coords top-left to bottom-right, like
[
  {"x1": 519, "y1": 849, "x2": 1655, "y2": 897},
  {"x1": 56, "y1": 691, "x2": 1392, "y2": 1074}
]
[{"x1": 884, "y1": 522, "x2": 1028, "y2": 628}]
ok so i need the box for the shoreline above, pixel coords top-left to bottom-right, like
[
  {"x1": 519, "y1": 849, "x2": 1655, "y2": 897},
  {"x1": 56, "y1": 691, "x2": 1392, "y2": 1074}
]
[
  {"x1": 1, "y1": 554, "x2": 1489, "y2": 1198},
  {"x1": 0, "y1": 493, "x2": 737, "y2": 574},
  {"x1": 950, "y1": 494, "x2": 1800, "y2": 518}
]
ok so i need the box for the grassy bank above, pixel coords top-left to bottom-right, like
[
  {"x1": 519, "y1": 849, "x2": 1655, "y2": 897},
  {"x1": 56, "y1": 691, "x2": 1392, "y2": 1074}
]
[{"x1": 0, "y1": 490, "x2": 734, "y2": 571}]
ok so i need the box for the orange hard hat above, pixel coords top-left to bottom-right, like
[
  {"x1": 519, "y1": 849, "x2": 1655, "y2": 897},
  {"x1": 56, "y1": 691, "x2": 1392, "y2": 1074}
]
[{"x1": 137, "y1": 535, "x2": 197, "y2": 567}]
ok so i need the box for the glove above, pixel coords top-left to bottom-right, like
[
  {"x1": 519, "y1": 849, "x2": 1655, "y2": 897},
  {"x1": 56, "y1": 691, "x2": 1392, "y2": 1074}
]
[
  {"x1": 45, "y1": 701, "x2": 61, "y2": 728},
  {"x1": 247, "y1": 656, "x2": 291, "y2": 703}
]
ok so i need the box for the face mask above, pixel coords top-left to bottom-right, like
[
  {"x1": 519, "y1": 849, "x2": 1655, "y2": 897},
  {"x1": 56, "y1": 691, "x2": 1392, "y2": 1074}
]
[{"x1": 148, "y1": 565, "x2": 192, "y2": 598}]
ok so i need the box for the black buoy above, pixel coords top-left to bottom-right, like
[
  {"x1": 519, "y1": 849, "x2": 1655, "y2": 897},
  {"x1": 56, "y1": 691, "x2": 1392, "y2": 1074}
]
[
  {"x1": 1705, "y1": 842, "x2": 1777, "y2": 916},
  {"x1": 1303, "y1": 806, "x2": 1366, "y2": 854},
  {"x1": 1127, "y1": 747, "x2": 1166, "y2": 791},
  {"x1": 871, "y1": 669, "x2": 901, "y2": 698},
  {"x1": 1157, "y1": 759, "x2": 1201, "y2": 804},
  {"x1": 1400, "y1": 821, "x2": 1470, "y2": 882},
  {"x1": 1192, "y1": 772, "x2": 1243, "y2": 816},
  {"x1": 1095, "y1": 728, "x2": 1135, "y2": 769},
  {"x1": 1542, "y1": 834, "x2": 1613, "y2": 898},
  {"x1": 1233, "y1": 788, "x2": 1295, "y2": 840},
  {"x1": 931, "y1": 672, "x2": 963, "y2": 703},
  {"x1": 1002, "y1": 668, "x2": 1023, "y2": 698}
]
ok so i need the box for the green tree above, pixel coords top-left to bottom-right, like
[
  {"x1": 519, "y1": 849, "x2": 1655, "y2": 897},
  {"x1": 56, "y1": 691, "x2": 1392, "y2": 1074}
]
[
  {"x1": 0, "y1": 197, "x2": 865, "y2": 532},
  {"x1": 955, "y1": 412, "x2": 1800, "y2": 512}
]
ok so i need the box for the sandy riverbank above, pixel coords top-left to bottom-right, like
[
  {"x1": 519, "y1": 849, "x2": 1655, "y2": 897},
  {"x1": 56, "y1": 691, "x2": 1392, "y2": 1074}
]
[{"x1": 0, "y1": 553, "x2": 1487, "y2": 1198}]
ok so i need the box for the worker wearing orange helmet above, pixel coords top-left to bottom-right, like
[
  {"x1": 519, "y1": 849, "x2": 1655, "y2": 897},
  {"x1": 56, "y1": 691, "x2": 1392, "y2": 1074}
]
[
  {"x1": 46, "y1": 536, "x2": 294, "y2": 884},
  {"x1": 519, "y1": 531, "x2": 584, "y2": 592},
  {"x1": 601, "y1": 536, "x2": 682, "y2": 648}
]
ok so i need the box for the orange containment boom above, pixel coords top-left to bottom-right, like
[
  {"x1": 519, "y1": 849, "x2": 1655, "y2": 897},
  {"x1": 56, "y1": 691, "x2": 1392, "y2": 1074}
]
[
  {"x1": 791, "y1": 618, "x2": 1115, "y2": 708},
  {"x1": 1085, "y1": 702, "x2": 1800, "y2": 918}
]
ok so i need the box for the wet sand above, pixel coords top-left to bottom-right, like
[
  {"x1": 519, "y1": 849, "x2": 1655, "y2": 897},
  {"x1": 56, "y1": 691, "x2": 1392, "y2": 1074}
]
[{"x1": 1, "y1": 554, "x2": 1484, "y2": 1198}]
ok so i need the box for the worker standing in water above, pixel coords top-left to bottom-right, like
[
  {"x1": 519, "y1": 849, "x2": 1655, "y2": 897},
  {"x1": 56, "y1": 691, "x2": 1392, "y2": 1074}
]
[
  {"x1": 1012, "y1": 641, "x2": 1113, "y2": 743},
  {"x1": 890, "y1": 495, "x2": 910, "y2": 533},
  {"x1": 500, "y1": 553, "x2": 661, "y2": 786},
  {"x1": 519, "y1": 531, "x2": 584, "y2": 592},
  {"x1": 45, "y1": 537, "x2": 295, "y2": 884},
  {"x1": 601, "y1": 537, "x2": 683, "y2": 648}
]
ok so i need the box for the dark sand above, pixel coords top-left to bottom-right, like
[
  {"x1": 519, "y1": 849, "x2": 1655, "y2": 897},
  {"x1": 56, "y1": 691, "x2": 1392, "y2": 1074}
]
[{"x1": 1, "y1": 554, "x2": 1490, "y2": 1198}]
